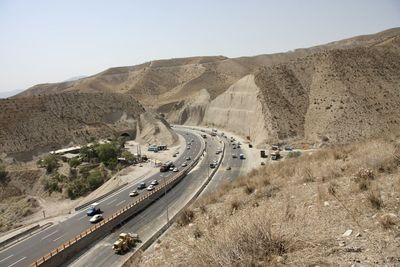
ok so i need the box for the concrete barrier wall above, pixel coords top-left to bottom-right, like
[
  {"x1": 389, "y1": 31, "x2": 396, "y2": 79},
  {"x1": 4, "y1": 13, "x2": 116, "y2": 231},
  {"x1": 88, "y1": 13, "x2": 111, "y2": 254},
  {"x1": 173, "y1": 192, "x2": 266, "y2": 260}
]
[{"x1": 29, "y1": 133, "x2": 205, "y2": 267}]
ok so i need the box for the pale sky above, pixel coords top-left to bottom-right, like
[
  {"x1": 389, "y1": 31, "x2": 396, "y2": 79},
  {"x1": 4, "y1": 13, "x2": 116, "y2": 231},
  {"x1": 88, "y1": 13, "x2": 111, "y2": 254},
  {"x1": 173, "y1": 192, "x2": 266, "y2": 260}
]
[{"x1": 0, "y1": 0, "x2": 399, "y2": 94}]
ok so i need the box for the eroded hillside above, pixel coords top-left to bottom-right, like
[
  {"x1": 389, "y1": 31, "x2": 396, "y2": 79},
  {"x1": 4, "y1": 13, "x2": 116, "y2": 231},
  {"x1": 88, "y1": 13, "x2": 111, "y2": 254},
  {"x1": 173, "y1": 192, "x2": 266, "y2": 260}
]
[{"x1": 0, "y1": 92, "x2": 177, "y2": 161}]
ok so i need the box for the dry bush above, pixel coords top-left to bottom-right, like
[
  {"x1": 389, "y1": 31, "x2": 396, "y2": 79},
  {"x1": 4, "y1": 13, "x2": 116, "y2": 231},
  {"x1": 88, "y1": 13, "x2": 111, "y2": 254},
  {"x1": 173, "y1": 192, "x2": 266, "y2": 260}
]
[
  {"x1": 354, "y1": 168, "x2": 374, "y2": 191},
  {"x1": 352, "y1": 140, "x2": 397, "y2": 173},
  {"x1": 367, "y1": 186, "x2": 383, "y2": 209},
  {"x1": 244, "y1": 183, "x2": 255, "y2": 195},
  {"x1": 230, "y1": 200, "x2": 241, "y2": 213},
  {"x1": 379, "y1": 214, "x2": 397, "y2": 230},
  {"x1": 193, "y1": 226, "x2": 203, "y2": 239},
  {"x1": 185, "y1": 210, "x2": 287, "y2": 266},
  {"x1": 328, "y1": 181, "x2": 337, "y2": 196},
  {"x1": 177, "y1": 208, "x2": 195, "y2": 227}
]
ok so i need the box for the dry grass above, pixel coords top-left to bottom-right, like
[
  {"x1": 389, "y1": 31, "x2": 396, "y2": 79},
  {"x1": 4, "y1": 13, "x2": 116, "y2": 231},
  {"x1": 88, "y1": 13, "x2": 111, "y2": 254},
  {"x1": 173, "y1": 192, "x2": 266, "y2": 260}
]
[
  {"x1": 367, "y1": 186, "x2": 383, "y2": 209},
  {"x1": 138, "y1": 139, "x2": 400, "y2": 266},
  {"x1": 182, "y1": 210, "x2": 287, "y2": 266}
]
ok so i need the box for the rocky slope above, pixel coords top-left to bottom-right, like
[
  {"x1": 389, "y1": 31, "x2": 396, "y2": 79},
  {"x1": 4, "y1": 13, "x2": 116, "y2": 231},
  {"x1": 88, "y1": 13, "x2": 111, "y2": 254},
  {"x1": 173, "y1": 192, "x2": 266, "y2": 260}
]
[
  {"x1": 0, "y1": 92, "x2": 177, "y2": 161},
  {"x1": 15, "y1": 28, "x2": 400, "y2": 146}
]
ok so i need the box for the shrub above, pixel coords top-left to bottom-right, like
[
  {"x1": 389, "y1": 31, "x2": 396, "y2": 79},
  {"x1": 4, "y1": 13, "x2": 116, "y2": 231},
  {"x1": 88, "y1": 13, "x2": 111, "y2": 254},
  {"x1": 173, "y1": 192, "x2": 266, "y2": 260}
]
[
  {"x1": 354, "y1": 168, "x2": 374, "y2": 191},
  {"x1": 244, "y1": 184, "x2": 255, "y2": 195},
  {"x1": 367, "y1": 187, "x2": 383, "y2": 209},
  {"x1": 43, "y1": 176, "x2": 62, "y2": 195},
  {"x1": 379, "y1": 214, "x2": 397, "y2": 229},
  {"x1": 0, "y1": 164, "x2": 8, "y2": 183},
  {"x1": 68, "y1": 157, "x2": 81, "y2": 168},
  {"x1": 39, "y1": 155, "x2": 59, "y2": 173},
  {"x1": 287, "y1": 151, "x2": 301, "y2": 158},
  {"x1": 87, "y1": 169, "x2": 104, "y2": 191},
  {"x1": 121, "y1": 150, "x2": 135, "y2": 163},
  {"x1": 177, "y1": 208, "x2": 195, "y2": 227}
]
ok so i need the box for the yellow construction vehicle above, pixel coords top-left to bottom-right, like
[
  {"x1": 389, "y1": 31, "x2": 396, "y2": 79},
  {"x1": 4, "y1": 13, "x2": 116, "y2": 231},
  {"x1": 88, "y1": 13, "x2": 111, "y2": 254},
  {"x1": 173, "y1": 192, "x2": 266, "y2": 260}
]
[{"x1": 112, "y1": 233, "x2": 140, "y2": 254}]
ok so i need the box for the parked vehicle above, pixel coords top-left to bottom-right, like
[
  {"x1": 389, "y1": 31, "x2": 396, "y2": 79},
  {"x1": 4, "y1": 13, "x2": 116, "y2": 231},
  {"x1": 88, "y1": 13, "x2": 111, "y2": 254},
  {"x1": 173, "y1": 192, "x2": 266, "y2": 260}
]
[
  {"x1": 89, "y1": 214, "x2": 103, "y2": 223},
  {"x1": 86, "y1": 203, "x2": 101, "y2": 216},
  {"x1": 112, "y1": 233, "x2": 140, "y2": 254}
]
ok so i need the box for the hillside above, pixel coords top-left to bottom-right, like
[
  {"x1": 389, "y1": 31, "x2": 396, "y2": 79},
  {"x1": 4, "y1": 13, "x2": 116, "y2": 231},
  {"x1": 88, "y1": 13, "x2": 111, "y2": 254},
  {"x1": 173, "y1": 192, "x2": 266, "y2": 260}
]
[
  {"x1": 15, "y1": 28, "x2": 400, "y2": 146},
  {"x1": 0, "y1": 92, "x2": 177, "y2": 161},
  {"x1": 137, "y1": 139, "x2": 400, "y2": 266}
]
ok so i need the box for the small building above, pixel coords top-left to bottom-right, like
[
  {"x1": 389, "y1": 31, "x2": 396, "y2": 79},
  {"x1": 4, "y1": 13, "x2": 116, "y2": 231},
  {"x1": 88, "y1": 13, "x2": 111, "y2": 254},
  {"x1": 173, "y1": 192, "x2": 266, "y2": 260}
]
[{"x1": 51, "y1": 146, "x2": 81, "y2": 155}]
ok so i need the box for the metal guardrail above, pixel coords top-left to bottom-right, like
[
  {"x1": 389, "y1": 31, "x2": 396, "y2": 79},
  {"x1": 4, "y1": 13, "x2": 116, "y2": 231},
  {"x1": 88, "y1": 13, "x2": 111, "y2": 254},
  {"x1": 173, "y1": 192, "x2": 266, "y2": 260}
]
[{"x1": 29, "y1": 134, "x2": 205, "y2": 267}]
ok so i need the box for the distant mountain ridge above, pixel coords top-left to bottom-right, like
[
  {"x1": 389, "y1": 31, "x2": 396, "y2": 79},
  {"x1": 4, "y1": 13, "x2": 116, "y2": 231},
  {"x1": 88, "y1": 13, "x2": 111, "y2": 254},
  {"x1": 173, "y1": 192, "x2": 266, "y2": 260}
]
[{"x1": 15, "y1": 27, "x2": 400, "y2": 146}]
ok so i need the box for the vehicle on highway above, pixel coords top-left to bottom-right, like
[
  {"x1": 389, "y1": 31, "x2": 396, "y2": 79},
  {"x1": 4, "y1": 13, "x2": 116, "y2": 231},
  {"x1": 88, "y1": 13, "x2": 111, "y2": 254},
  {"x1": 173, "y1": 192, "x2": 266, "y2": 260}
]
[
  {"x1": 160, "y1": 161, "x2": 174, "y2": 172},
  {"x1": 147, "y1": 185, "x2": 155, "y2": 191},
  {"x1": 86, "y1": 202, "x2": 101, "y2": 216},
  {"x1": 169, "y1": 166, "x2": 174, "y2": 171},
  {"x1": 285, "y1": 146, "x2": 293, "y2": 151},
  {"x1": 226, "y1": 166, "x2": 231, "y2": 170},
  {"x1": 137, "y1": 182, "x2": 146, "y2": 190},
  {"x1": 232, "y1": 154, "x2": 237, "y2": 158},
  {"x1": 181, "y1": 162, "x2": 187, "y2": 167},
  {"x1": 173, "y1": 168, "x2": 179, "y2": 172},
  {"x1": 129, "y1": 190, "x2": 139, "y2": 197},
  {"x1": 261, "y1": 162, "x2": 266, "y2": 165},
  {"x1": 151, "y1": 180, "x2": 159, "y2": 185},
  {"x1": 187, "y1": 146, "x2": 191, "y2": 150},
  {"x1": 209, "y1": 162, "x2": 216, "y2": 168},
  {"x1": 173, "y1": 153, "x2": 177, "y2": 157},
  {"x1": 239, "y1": 154, "x2": 245, "y2": 159},
  {"x1": 89, "y1": 214, "x2": 103, "y2": 223},
  {"x1": 237, "y1": 145, "x2": 241, "y2": 148},
  {"x1": 112, "y1": 233, "x2": 140, "y2": 254},
  {"x1": 233, "y1": 146, "x2": 236, "y2": 149},
  {"x1": 186, "y1": 156, "x2": 191, "y2": 161}
]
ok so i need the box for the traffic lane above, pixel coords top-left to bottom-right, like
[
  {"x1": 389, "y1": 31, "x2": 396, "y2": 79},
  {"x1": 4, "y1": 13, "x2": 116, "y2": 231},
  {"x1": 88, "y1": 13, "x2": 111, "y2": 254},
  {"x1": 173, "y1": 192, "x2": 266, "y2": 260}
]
[
  {"x1": 66, "y1": 131, "x2": 217, "y2": 267},
  {"x1": 1, "y1": 131, "x2": 202, "y2": 267}
]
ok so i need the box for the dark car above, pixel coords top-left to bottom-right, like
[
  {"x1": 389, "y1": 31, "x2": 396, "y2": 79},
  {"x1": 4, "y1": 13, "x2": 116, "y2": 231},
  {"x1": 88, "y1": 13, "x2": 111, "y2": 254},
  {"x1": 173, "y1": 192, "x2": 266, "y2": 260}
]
[{"x1": 137, "y1": 182, "x2": 146, "y2": 190}]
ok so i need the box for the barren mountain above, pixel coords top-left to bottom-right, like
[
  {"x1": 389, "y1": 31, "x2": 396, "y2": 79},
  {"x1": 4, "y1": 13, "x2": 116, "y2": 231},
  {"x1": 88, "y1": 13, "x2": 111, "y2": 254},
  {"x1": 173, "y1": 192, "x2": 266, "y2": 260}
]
[
  {"x1": 0, "y1": 92, "x2": 177, "y2": 161},
  {"x1": 15, "y1": 28, "x2": 400, "y2": 146}
]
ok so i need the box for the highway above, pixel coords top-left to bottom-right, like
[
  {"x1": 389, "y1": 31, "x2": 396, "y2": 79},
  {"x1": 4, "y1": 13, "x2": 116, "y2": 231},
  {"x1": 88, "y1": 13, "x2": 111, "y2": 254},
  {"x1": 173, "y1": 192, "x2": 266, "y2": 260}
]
[
  {"x1": 66, "y1": 127, "x2": 245, "y2": 267},
  {"x1": 0, "y1": 129, "x2": 203, "y2": 267}
]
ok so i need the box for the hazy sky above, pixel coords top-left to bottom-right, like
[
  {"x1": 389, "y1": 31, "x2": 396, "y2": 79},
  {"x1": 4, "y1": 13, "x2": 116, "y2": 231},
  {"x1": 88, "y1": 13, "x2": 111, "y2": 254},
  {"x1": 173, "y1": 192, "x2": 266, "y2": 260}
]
[{"x1": 0, "y1": 0, "x2": 399, "y2": 93}]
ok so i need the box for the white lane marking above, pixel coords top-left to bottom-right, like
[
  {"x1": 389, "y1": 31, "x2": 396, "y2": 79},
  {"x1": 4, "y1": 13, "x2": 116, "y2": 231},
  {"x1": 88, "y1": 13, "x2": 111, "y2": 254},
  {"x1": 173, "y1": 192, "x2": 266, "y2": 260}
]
[
  {"x1": 78, "y1": 214, "x2": 86, "y2": 220},
  {"x1": 7, "y1": 256, "x2": 26, "y2": 267},
  {"x1": 107, "y1": 199, "x2": 117, "y2": 205},
  {"x1": 0, "y1": 254, "x2": 13, "y2": 263},
  {"x1": 115, "y1": 200, "x2": 126, "y2": 206},
  {"x1": 41, "y1": 230, "x2": 58, "y2": 240},
  {"x1": 53, "y1": 234, "x2": 65, "y2": 242}
]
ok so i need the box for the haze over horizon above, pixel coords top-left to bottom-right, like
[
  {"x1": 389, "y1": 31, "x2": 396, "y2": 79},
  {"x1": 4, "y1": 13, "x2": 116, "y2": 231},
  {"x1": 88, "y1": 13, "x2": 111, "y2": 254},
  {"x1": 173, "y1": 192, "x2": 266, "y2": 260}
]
[{"x1": 1, "y1": 0, "x2": 399, "y2": 96}]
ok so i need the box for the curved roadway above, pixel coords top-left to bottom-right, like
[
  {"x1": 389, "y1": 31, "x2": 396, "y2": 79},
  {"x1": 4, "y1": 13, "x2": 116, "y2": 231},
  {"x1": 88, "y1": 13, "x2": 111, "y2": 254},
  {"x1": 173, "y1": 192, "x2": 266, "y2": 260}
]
[{"x1": 0, "y1": 130, "x2": 202, "y2": 267}]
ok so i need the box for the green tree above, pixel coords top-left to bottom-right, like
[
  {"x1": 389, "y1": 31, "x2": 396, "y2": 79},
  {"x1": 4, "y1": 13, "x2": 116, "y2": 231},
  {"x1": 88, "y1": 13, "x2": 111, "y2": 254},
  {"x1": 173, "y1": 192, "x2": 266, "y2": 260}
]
[
  {"x1": 87, "y1": 169, "x2": 104, "y2": 190},
  {"x1": 39, "y1": 155, "x2": 59, "y2": 173},
  {"x1": 68, "y1": 157, "x2": 81, "y2": 168},
  {"x1": 95, "y1": 143, "x2": 118, "y2": 164},
  {"x1": 121, "y1": 150, "x2": 135, "y2": 163},
  {"x1": 79, "y1": 145, "x2": 97, "y2": 162}
]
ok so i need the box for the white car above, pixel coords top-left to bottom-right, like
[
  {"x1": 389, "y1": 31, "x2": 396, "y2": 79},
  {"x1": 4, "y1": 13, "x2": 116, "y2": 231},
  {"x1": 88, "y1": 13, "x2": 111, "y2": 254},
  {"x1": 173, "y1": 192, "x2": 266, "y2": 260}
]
[
  {"x1": 173, "y1": 168, "x2": 179, "y2": 172},
  {"x1": 181, "y1": 162, "x2": 187, "y2": 167},
  {"x1": 89, "y1": 214, "x2": 103, "y2": 223},
  {"x1": 147, "y1": 185, "x2": 155, "y2": 191},
  {"x1": 151, "y1": 180, "x2": 158, "y2": 185},
  {"x1": 129, "y1": 190, "x2": 139, "y2": 197}
]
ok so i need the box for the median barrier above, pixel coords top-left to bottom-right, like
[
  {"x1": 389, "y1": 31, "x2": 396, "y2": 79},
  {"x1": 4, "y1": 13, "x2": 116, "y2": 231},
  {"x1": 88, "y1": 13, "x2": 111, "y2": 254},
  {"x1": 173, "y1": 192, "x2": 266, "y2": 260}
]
[{"x1": 29, "y1": 132, "x2": 204, "y2": 267}]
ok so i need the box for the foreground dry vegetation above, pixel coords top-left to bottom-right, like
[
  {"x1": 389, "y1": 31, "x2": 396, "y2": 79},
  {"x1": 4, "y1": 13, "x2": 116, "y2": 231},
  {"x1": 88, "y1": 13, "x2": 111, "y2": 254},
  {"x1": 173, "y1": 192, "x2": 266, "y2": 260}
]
[{"x1": 137, "y1": 139, "x2": 400, "y2": 266}]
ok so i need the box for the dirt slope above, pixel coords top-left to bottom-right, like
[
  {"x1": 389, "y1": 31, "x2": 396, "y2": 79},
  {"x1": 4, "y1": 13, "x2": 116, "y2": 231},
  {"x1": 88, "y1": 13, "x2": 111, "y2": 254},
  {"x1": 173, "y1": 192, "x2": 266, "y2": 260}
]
[{"x1": 0, "y1": 92, "x2": 177, "y2": 161}]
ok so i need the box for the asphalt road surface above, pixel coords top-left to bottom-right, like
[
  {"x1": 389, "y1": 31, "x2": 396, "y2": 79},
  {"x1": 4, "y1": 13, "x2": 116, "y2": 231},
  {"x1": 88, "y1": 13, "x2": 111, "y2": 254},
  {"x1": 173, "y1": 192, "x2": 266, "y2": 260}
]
[
  {"x1": 0, "y1": 130, "x2": 202, "y2": 267},
  {"x1": 66, "y1": 128, "x2": 224, "y2": 267}
]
